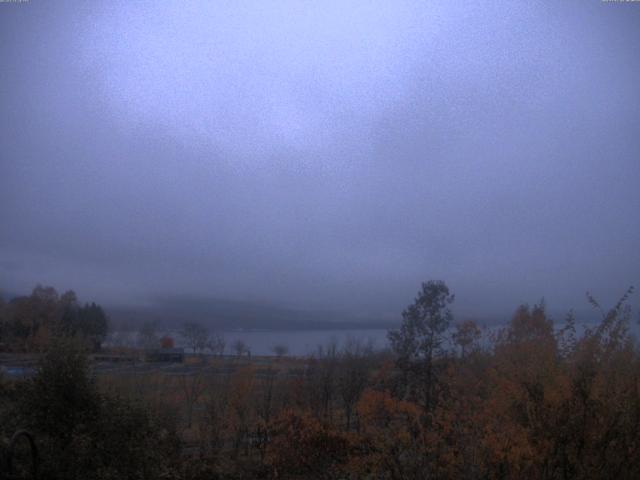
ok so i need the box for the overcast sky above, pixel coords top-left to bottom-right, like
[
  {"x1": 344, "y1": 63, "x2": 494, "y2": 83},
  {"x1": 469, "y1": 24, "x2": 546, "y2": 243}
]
[{"x1": 1, "y1": 0, "x2": 639, "y2": 323}]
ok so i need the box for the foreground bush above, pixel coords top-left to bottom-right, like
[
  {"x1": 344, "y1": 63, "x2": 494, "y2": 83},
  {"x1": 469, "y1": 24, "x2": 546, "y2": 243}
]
[{"x1": 11, "y1": 339, "x2": 181, "y2": 479}]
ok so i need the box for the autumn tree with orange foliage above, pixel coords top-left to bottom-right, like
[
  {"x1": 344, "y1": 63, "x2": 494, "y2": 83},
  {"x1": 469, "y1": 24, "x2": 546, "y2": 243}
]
[{"x1": 266, "y1": 408, "x2": 351, "y2": 480}]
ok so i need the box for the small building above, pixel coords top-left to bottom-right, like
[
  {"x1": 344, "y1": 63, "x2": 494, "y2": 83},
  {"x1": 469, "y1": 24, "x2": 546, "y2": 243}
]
[
  {"x1": 145, "y1": 347, "x2": 184, "y2": 363},
  {"x1": 160, "y1": 335, "x2": 175, "y2": 349}
]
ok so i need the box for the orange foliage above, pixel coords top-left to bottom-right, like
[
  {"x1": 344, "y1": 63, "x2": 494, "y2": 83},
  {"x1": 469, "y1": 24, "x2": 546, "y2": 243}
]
[{"x1": 267, "y1": 409, "x2": 351, "y2": 479}]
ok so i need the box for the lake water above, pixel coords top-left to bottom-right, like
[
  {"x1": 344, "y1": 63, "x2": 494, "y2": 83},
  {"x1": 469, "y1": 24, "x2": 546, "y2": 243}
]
[
  {"x1": 218, "y1": 329, "x2": 390, "y2": 356},
  {"x1": 108, "y1": 329, "x2": 391, "y2": 356},
  {"x1": 107, "y1": 320, "x2": 638, "y2": 357}
]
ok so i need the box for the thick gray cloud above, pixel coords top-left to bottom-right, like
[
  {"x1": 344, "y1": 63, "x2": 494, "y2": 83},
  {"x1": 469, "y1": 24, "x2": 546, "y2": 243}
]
[{"x1": 1, "y1": 0, "x2": 639, "y2": 323}]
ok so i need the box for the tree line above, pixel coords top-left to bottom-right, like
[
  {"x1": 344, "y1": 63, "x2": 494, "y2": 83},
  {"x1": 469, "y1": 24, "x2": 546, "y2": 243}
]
[{"x1": 0, "y1": 285, "x2": 108, "y2": 352}]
